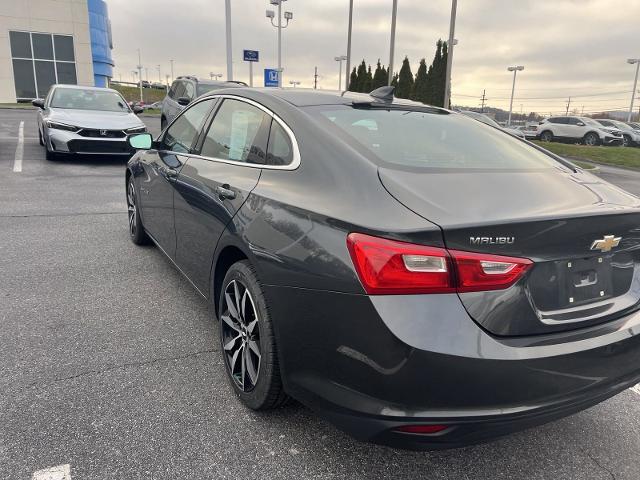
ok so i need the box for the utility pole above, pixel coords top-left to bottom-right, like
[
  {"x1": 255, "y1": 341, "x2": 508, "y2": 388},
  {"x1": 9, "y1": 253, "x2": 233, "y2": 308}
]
[
  {"x1": 480, "y1": 89, "x2": 487, "y2": 113},
  {"x1": 314, "y1": 66, "x2": 318, "y2": 89},
  {"x1": 136, "y1": 49, "x2": 143, "y2": 103},
  {"x1": 334, "y1": 55, "x2": 347, "y2": 91},
  {"x1": 443, "y1": 0, "x2": 457, "y2": 109},
  {"x1": 387, "y1": 0, "x2": 398, "y2": 86},
  {"x1": 565, "y1": 96, "x2": 571, "y2": 115},
  {"x1": 581, "y1": 105, "x2": 585, "y2": 116},
  {"x1": 345, "y1": 0, "x2": 353, "y2": 91},
  {"x1": 157, "y1": 64, "x2": 161, "y2": 82},
  {"x1": 225, "y1": 0, "x2": 233, "y2": 81}
]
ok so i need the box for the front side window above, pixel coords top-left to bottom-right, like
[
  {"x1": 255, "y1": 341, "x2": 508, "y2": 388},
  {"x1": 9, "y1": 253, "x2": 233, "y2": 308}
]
[
  {"x1": 50, "y1": 88, "x2": 130, "y2": 112},
  {"x1": 173, "y1": 82, "x2": 186, "y2": 99},
  {"x1": 309, "y1": 106, "x2": 562, "y2": 171},
  {"x1": 184, "y1": 82, "x2": 195, "y2": 100},
  {"x1": 162, "y1": 99, "x2": 214, "y2": 153},
  {"x1": 200, "y1": 99, "x2": 269, "y2": 163},
  {"x1": 9, "y1": 31, "x2": 77, "y2": 100}
]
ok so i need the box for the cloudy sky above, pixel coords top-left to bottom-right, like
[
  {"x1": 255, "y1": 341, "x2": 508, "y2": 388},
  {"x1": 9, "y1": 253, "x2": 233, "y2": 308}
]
[{"x1": 108, "y1": 0, "x2": 640, "y2": 115}]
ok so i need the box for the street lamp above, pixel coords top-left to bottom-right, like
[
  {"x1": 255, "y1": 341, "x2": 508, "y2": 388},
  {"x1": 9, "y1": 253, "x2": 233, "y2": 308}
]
[
  {"x1": 225, "y1": 0, "x2": 233, "y2": 80},
  {"x1": 387, "y1": 0, "x2": 397, "y2": 86},
  {"x1": 266, "y1": 0, "x2": 293, "y2": 87},
  {"x1": 136, "y1": 49, "x2": 143, "y2": 103},
  {"x1": 210, "y1": 72, "x2": 223, "y2": 80},
  {"x1": 156, "y1": 64, "x2": 161, "y2": 82},
  {"x1": 289, "y1": 80, "x2": 300, "y2": 88},
  {"x1": 334, "y1": 55, "x2": 347, "y2": 91},
  {"x1": 627, "y1": 58, "x2": 640, "y2": 122},
  {"x1": 507, "y1": 65, "x2": 524, "y2": 126}
]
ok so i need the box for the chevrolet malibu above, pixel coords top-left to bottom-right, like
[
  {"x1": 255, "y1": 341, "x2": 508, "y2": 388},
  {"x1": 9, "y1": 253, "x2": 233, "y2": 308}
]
[
  {"x1": 33, "y1": 84, "x2": 147, "y2": 160},
  {"x1": 124, "y1": 86, "x2": 640, "y2": 450}
]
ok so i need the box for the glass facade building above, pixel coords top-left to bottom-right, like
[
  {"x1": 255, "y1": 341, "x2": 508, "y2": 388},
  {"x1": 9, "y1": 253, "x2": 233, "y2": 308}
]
[{"x1": 88, "y1": 0, "x2": 114, "y2": 87}]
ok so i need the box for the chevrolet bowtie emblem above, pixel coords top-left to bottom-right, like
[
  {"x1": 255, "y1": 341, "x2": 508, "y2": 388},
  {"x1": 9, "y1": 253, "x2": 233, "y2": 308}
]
[{"x1": 590, "y1": 235, "x2": 621, "y2": 253}]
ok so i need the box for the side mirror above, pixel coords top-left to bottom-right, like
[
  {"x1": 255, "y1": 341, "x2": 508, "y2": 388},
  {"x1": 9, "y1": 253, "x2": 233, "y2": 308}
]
[
  {"x1": 133, "y1": 105, "x2": 144, "y2": 114},
  {"x1": 127, "y1": 133, "x2": 153, "y2": 150},
  {"x1": 32, "y1": 98, "x2": 45, "y2": 109},
  {"x1": 576, "y1": 122, "x2": 585, "y2": 126},
  {"x1": 177, "y1": 96, "x2": 191, "y2": 106}
]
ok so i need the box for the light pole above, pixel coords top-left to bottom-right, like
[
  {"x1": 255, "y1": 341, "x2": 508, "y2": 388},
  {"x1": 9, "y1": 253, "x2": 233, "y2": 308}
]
[
  {"x1": 266, "y1": 0, "x2": 293, "y2": 87},
  {"x1": 170, "y1": 59, "x2": 174, "y2": 82},
  {"x1": 334, "y1": 55, "x2": 347, "y2": 91},
  {"x1": 507, "y1": 65, "x2": 524, "y2": 126},
  {"x1": 627, "y1": 59, "x2": 640, "y2": 122},
  {"x1": 210, "y1": 72, "x2": 223, "y2": 80},
  {"x1": 157, "y1": 64, "x2": 161, "y2": 82},
  {"x1": 136, "y1": 49, "x2": 143, "y2": 103},
  {"x1": 131, "y1": 70, "x2": 137, "y2": 83},
  {"x1": 345, "y1": 0, "x2": 353, "y2": 90},
  {"x1": 165, "y1": 74, "x2": 170, "y2": 88},
  {"x1": 388, "y1": 0, "x2": 398, "y2": 86},
  {"x1": 225, "y1": 0, "x2": 233, "y2": 80},
  {"x1": 443, "y1": 0, "x2": 457, "y2": 109},
  {"x1": 289, "y1": 80, "x2": 300, "y2": 88}
]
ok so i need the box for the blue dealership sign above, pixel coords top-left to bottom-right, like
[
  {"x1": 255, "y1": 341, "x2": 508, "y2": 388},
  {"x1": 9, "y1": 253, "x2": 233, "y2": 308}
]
[
  {"x1": 264, "y1": 68, "x2": 279, "y2": 87},
  {"x1": 243, "y1": 50, "x2": 259, "y2": 62}
]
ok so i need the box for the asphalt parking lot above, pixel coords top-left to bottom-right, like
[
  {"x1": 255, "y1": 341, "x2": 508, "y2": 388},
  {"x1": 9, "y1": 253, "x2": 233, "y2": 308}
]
[{"x1": 2, "y1": 108, "x2": 640, "y2": 480}]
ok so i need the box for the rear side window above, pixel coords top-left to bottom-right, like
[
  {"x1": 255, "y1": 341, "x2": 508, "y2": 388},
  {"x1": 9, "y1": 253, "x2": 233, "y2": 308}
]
[
  {"x1": 197, "y1": 83, "x2": 223, "y2": 96},
  {"x1": 266, "y1": 120, "x2": 293, "y2": 166},
  {"x1": 168, "y1": 81, "x2": 180, "y2": 99},
  {"x1": 161, "y1": 99, "x2": 214, "y2": 153},
  {"x1": 310, "y1": 106, "x2": 561, "y2": 171},
  {"x1": 173, "y1": 81, "x2": 186, "y2": 99},
  {"x1": 184, "y1": 82, "x2": 195, "y2": 100},
  {"x1": 200, "y1": 99, "x2": 269, "y2": 163}
]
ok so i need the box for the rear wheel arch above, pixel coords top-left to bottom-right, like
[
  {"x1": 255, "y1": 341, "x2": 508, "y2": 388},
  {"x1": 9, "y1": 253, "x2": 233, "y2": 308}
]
[{"x1": 212, "y1": 244, "x2": 249, "y2": 316}]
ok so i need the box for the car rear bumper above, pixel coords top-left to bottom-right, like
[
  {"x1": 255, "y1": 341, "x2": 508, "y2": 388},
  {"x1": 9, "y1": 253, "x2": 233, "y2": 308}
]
[
  {"x1": 265, "y1": 285, "x2": 640, "y2": 449},
  {"x1": 47, "y1": 129, "x2": 132, "y2": 155}
]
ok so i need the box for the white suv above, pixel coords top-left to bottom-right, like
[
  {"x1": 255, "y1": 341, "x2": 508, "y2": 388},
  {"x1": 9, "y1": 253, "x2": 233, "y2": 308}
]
[
  {"x1": 537, "y1": 116, "x2": 623, "y2": 146},
  {"x1": 594, "y1": 119, "x2": 640, "y2": 147}
]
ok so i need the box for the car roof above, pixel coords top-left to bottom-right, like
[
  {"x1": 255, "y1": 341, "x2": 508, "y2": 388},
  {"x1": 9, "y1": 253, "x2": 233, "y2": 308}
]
[{"x1": 198, "y1": 87, "x2": 448, "y2": 110}]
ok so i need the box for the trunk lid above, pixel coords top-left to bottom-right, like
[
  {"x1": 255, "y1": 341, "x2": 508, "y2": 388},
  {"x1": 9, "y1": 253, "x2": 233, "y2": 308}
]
[{"x1": 379, "y1": 167, "x2": 640, "y2": 336}]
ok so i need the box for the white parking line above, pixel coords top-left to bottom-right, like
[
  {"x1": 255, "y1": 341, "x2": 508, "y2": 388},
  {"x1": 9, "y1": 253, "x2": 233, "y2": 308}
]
[
  {"x1": 32, "y1": 464, "x2": 71, "y2": 480},
  {"x1": 12, "y1": 120, "x2": 24, "y2": 172},
  {"x1": 631, "y1": 384, "x2": 640, "y2": 396}
]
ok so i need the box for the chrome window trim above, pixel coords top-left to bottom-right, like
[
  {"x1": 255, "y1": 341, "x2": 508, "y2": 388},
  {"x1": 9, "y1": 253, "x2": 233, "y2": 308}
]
[{"x1": 187, "y1": 94, "x2": 301, "y2": 171}]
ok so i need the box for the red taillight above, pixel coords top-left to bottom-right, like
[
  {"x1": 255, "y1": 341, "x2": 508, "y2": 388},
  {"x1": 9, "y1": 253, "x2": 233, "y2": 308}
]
[
  {"x1": 394, "y1": 424, "x2": 450, "y2": 435},
  {"x1": 347, "y1": 233, "x2": 532, "y2": 295}
]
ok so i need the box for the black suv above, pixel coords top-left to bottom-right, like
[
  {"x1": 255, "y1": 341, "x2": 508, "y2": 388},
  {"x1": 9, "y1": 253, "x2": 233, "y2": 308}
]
[{"x1": 160, "y1": 76, "x2": 247, "y2": 129}]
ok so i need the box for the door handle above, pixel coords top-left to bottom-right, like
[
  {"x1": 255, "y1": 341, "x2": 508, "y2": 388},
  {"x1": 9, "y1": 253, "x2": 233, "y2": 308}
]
[{"x1": 216, "y1": 184, "x2": 236, "y2": 200}]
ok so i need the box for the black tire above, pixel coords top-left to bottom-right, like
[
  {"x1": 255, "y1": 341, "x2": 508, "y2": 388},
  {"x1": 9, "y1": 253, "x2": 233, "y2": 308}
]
[
  {"x1": 583, "y1": 132, "x2": 599, "y2": 146},
  {"x1": 38, "y1": 128, "x2": 44, "y2": 146},
  {"x1": 126, "y1": 175, "x2": 150, "y2": 245},
  {"x1": 622, "y1": 135, "x2": 631, "y2": 147},
  {"x1": 45, "y1": 146, "x2": 57, "y2": 161},
  {"x1": 218, "y1": 260, "x2": 288, "y2": 410},
  {"x1": 540, "y1": 130, "x2": 553, "y2": 142}
]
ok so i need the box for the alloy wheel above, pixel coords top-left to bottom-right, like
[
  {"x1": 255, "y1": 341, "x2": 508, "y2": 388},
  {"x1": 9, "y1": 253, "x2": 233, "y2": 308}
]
[
  {"x1": 221, "y1": 280, "x2": 261, "y2": 391},
  {"x1": 127, "y1": 180, "x2": 137, "y2": 237},
  {"x1": 585, "y1": 133, "x2": 597, "y2": 146}
]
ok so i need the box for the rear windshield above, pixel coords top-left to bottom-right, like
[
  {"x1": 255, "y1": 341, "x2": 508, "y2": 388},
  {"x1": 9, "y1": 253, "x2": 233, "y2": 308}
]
[
  {"x1": 50, "y1": 88, "x2": 130, "y2": 112},
  {"x1": 309, "y1": 106, "x2": 561, "y2": 170}
]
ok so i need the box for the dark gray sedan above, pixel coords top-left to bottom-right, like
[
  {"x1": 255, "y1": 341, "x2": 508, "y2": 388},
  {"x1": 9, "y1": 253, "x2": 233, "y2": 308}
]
[
  {"x1": 33, "y1": 85, "x2": 147, "y2": 160},
  {"x1": 124, "y1": 87, "x2": 640, "y2": 450}
]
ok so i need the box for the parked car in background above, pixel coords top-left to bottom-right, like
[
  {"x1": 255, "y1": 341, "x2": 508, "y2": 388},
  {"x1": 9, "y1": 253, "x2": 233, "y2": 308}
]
[
  {"x1": 160, "y1": 76, "x2": 248, "y2": 130},
  {"x1": 33, "y1": 84, "x2": 146, "y2": 160},
  {"x1": 151, "y1": 82, "x2": 166, "y2": 90},
  {"x1": 537, "y1": 116, "x2": 622, "y2": 146},
  {"x1": 594, "y1": 119, "x2": 640, "y2": 147},
  {"x1": 519, "y1": 124, "x2": 539, "y2": 139},
  {"x1": 460, "y1": 110, "x2": 525, "y2": 138},
  {"x1": 138, "y1": 80, "x2": 151, "y2": 89},
  {"x1": 145, "y1": 101, "x2": 163, "y2": 110},
  {"x1": 124, "y1": 86, "x2": 640, "y2": 450}
]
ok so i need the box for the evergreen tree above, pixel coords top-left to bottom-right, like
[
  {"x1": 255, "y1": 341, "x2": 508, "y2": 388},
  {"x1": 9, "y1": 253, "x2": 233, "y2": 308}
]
[
  {"x1": 355, "y1": 60, "x2": 367, "y2": 92},
  {"x1": 412, "y1": 58, "x2": 428, "y2": 103},
  {"x1": 363, "y1": 65, "x2": 373, "y2": 93},
  {"x1": 436, "y1": 41, "x2": 448, "y2": 107},
  {"x1": 381, "y1": 65, "x2": 388, "y2": 86},
  {"x1": 395, "y1": 56, "x2": 414, "y2": 99},
  {"x1": 372, "y1": 60, "x2": 387, "y2": 90},
  {"x1": 348, "y1": 67, "x2": 358, "y2": 92}
]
